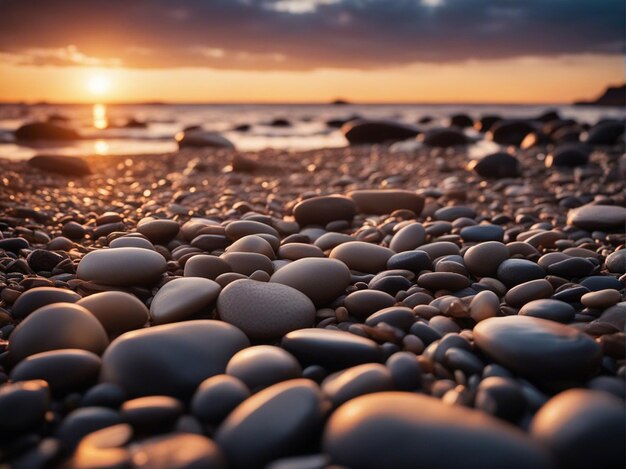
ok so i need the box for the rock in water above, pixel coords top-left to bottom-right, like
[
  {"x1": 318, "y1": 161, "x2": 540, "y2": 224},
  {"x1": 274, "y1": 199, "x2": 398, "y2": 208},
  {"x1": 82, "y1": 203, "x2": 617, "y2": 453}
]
[
  {"x1": 28, "y1": 155, "x2": 92, "y2": 176},
  {"x1": 77, "y1": 247, "x2": 167, "y2": 286},
  {"x1": 473, "y1": 316, "x2": 601, "y2": 379},
  {"x1": 15, "y1": 122, "x2": 80, "y2": 140},
  {"x1": 323, "y1": 392, "x2": 552, "y2": 469},
  {"x1": 531, "y1": 389, "x2": 625, "y2": 469},
  {"x1": 216, "y1": 379, "x2": 324, "y2": 469},
  {"x1": 468, "y1": 152, "x2": 520, "y2": 178},
  {"x1": 176, "y1": 129, "x2": 235, "y2": 149},
  {"x1": 100, "y1": 320, "x2": 249, "y2": 398},
  {"x1": 342, "y1": 119, "x2": 420, "y2": 144},
  {"x1": 217, "y1": 279, "x2": 316, "y2": 340}
]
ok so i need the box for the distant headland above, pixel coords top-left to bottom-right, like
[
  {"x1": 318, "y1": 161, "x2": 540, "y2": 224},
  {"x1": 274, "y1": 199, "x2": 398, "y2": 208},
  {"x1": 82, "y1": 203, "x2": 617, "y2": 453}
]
[{"x1": 575, "y1": 84, "x2": 625, "y2": 107}]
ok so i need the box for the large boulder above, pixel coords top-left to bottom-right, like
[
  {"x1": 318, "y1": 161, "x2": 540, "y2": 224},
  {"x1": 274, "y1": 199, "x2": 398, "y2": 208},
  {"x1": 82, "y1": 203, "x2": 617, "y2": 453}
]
[{"x1": 15, "y1": 122, "x2": 80, "y2": 141}]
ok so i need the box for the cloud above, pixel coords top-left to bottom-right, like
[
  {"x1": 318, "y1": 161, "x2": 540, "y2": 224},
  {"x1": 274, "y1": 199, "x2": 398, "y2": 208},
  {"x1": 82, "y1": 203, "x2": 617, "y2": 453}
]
[{"x1": 0, "y1": 0, "x2": 622, "y2": 70}]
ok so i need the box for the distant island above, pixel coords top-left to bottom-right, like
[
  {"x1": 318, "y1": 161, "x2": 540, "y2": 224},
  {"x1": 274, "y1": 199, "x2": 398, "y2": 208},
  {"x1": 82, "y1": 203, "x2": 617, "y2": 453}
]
[
  {"x1": 575, "y1": 84, "x2": 625, "y2": 107},
  {"x1": 331, "y1": 99, "x2": 351, "y2": 105}
]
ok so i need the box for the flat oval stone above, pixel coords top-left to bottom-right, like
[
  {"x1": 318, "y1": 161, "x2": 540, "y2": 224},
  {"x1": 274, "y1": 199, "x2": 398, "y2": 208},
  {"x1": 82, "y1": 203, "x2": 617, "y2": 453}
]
[
  {"x1": 9, "y1": 303, "x2": 109, "y2": 363},
  {"x1": 581, "y1": 289, "x2": 621, "y2": 309},
  {"x1": 365, "y1": 306, "x2": 415, "y2": 331},
  {"x1": 137, "y1": 218, "x2": 180, "y2": 243},
  {"x1": 130, "y1": 433, "x2": 226, "y2": 469},
  {"x1": 220, "y1": 252, "x2": 273, "y2": 276},
  {"x1": 470, "y1": 152, "x2": 520, "y2": 178},
  {"x1": 293, "y1": 195, "x2": 356, "y2": 227},
  {"x1": 323, "y1": 392, "x2": 552, "y2": 469},
  {"x1": 387, "y1": 250, "x2": 432, "y2": 273},
  {"x1": 11, "y1": 349, "x2": 101, "y2": 397},
  {"x1": 184, "y1": 255, "x2": 231, "y2": 280},
  {"x1": 0, "y1": 380, "x2": 50, "y2": 435},
  {"x1": 419, "y1": 241, "x2": 461, "y2": 260},
  {"x1": 277, "y1": 243, "x2": 324, "y2": 260},
  {"x1": 150, "y1": 277, "x2": 221, "y2": 325},
  {"x1": 518, "y1": 299, "x2": 576, "y2": 323},
  {"x1": 77, "y1": 247, "x2": 166, "y2": 286},
  {"x1": 217, "y1": 279, "x2": 315, "y2": 340},
  {"x1": 434, "y1": 205, "x2": 477, "y2": 221},
  {"x1": 567, "y1": 204, "x2": 626, "y2": 230},
  {"x1": 121, "y1": 395, "x2": 183, "y2": 432},
  {"x1": 460, "y1": 224, "x2": 504, "y2": 242},
  {"x1": 216, "y1": 379, "x2": 324, "y2": 469},
  {"x1": 330, "y1": 241, "x2": 394, "y2": 274},
  {"x1": 474, "y1": 316, "x2": 601, "y2": 379},
  {"x1": 56, "y1": 407, "x2": 123, "y2": 450},
  {"x1": 322, "y1": 363, "x2": 393, "y2": 407},
  {"x1": 343, "y1": 289, "x2": 397, "y2": 318},
  {"x1": 580, "y1": 275, "x2": 623, "y2": 292},
  {"x1": 606, "y1": 250, "x2": 626, "y2": 274},
  {"x1": 281, "y1": 328, "x2": 382, "y2": 370},
  {"x1": 417, "y1": 272, "x2": 470, "y2": 291},
  {"x1": 389, "y1": 223, "x2": 427, "y2": 252},
  {"x1": 226, "y1": 235, "x2": 276, "y2": 259},
  {"x1": 497, "y1": 259, "x2": 545, "y2": 288},
  {"x1": 470, "y1": 290, "x2": 501, "y2": 322},
  {"x1": 77, "y1": 291, "x2": 149, "y2": 338},
  {"x1": 100, "y1": 320, "x2": 249, "y2": 398},
  {"x1": 464, "y1": 241, "x2": 510, "y2": 278},
  {"x1": 504, "y1": 279, "x2": 554, "y2": 308},
  {"x1": 11, "y1": 286, "x2": 81, "y2": 319},
  {"x1": 191, "y1": 375, "x2": 251, "y2": 425},
  {"x1": 226, "y1": 345, "x2": 301, "y2": 392},
  {"x1": 531, "y1": 389, "x2": 625, "y2": 469},
  {"x1": 225, "y1": 220, "x2": 280, "y2": 240},
  {"x1": 547, "y1": 257, "x2": 595, "y2": 278},
  {"x1": 348, "y1": 190, "x2": 424, "y2": 216},
  {"x1": 270, "y1": 258, "x2": 351, "y2": 307},
  {"x1": 109, "y1": 236, "x2": 155, "y2": 250}
]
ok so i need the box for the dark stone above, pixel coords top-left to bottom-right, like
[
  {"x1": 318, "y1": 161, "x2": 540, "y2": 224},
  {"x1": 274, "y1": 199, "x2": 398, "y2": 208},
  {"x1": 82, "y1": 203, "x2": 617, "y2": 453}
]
[
  {"x1": 55, "y1": 407, "x2": 123, "y2": 450},
  {"x1": 475, "y1": 376, "x2": 526, "y2": 423},
  {"x1": 545, "y1": 144, "x2": 591, "y2": 168},
  {"x1": 26, "y1": 249, "x2": 64, "y2": 272},
  {"x1": 15, "y1": 122, "x2": 80, "y2": 140},
  {"x1": 11, "y1": 286, "x2": 81, "y2": 319},
  {"x1": 293, "y1": 195, "x2": 356, "y2": 227},
  {"x1": 386, "y1": 351, "x2": 422, "y2": 391},
  {"x1": 470, "y1": 152, "x2": 521, "y2": 178},
  {"x1": 497, "y1": 259, "x2": 545, "y2": 288},
  {"x1": 421, "y1": 127, "x2": 469, "y2": 147},
  {"x1": 580, "y1": 276, "x2": 623, "y2": 292},
  {"x1": 368, "y1": 275, "x2": 412, "y2": 296},
  {"x1": 475, "y1": 115, "x2": 501, "y2": 133},
  {"x1": 322, "y1": 363, "x2": 393, "y2": 407},
  {"x1": 518, "y1": 299, "x2": 576, "y2": 323},
  {"x1": 0, "y1": 380, "x2": 50, "y2": 435},
  {"x1": 488, "y1": 120, "x2": 536, "y2": 146},
  {"x1": 460, "y1": 224, "x2": 504, "y2": 242},
  {"x1": 191, "y1": 375, "x2": 250, "y2": 425},
  {"x1": 281, "y1": 328, "x2": 382, "y2": 370},
  {"x1": 547, "y1": 257, "x2": 596, "y2": 278},
  {"x1": 365, "y1": 306, "x2": 415, "y2": 331},
  {"x1": 28, "y1": 155, "x2": 92, "y2": 176},
  {"x1": 449, "y1": 114, "x2": 474, "y2": 128},
  {"x1": 387, "y1": 250, "x2": 432, "y2": 273},
  {"x1": 342, "y1": 119, "x2": 420, "y2": 145},
  {"x1": 583, "y1": 120, "x2": 624, "y2": 145},
  {"x1": 0, "y1": 237, "x2": 30, "y2": 253},
  {"x1": 226, "y1": 345, "x2": 301, "y2": 392}
]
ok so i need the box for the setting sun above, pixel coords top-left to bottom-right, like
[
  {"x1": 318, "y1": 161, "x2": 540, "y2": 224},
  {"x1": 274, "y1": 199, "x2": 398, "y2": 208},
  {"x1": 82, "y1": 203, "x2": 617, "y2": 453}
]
[{"x1": 87, "y1": 75, "x2": 110, "y2": 96}]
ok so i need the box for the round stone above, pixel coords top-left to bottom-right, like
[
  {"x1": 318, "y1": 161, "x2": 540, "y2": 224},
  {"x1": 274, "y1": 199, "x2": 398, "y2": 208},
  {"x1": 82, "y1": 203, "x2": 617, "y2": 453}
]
[
  {"x1": 545, "y1": 144, "x2": 590, "y2": 168},
  {"x1": 109, "y1": 236, "x2": 155, "y2": 250},
  {"x1": 281, "y1": 328, "x2": 382, "y2": 370},
  {"x1": 0, "y1": 381, "x2": 50, "y2": 435},
  {"x1": 343, "y1": 289, "x2": 396, "y2": 318},
  {"x1": 387, "y1": 250, "x2": 432, "y2": 273},
  {"x1": 120, "y1": 395, "x2": 183, "y2": 432},
  {"x1": 531, "y1": 389, "x2": 625, "y2": 469},
  {"x1": 226, "y1": 346, "x2": 301, "y2": 392},
  {"x1": 77, "y1": 291, "x2": 149, "y2": 338},
  {"x1": 56, "y1": 407, "x2": 123, "y2": 450},
  {"x1": 464, "y1": 241, "x2": 509, "y2": 278},
  {"x1": 8, "y1": 303, "x2": 109, "y2": 363},
  {"x1": 518, "y1": 299, "x2": 576, "y2": 323},
  {"x1": 581, "y1": 289, "x2": 621, "y2": 309},
  {"x1": 130, "y1": 433, "x2": 226, "y2": 469},
  {"x1": 220, "y1": 252, "x2": 273, "y2": 276},
  {"x1": 293, "y1": 195, "x2": 356, "y2": 226},
  {"x1": 226, "y1": 235, "x2": 276, "y2": 259},
  {"x1": 270, "y1": 257, "x2": 351, "y2": 307},
  {"x1": 136, "y1": 218, "x2": 180, "y2": 243},
  {"x1": 567, "y1": 204, "x2": 626, "y2": 231},
  {"x1": 150, "y1": 277, "x2": 221, "y2": 325},
  {"x1": 497, "y1": 259, "x2": 545, "y2": 288},
  {"x1": 191, "y1": 375, "x2": 251, "y2": 425},
  {"x1": 348, "y1": 190, "x2": 424, "y2": 216},
  {"x1": 215, "y1": 379, "x2": 324, "y2": 469},
  {"x1": 323, "y1": 392, "x2": 551, "y2": 469},
  {"x1": 11, "y1": 286, "x2": 81, "y2": 320},
  {"x1": 470, "y1": 290, "x2": 501, "y2": 322},
  {"x1": 470, "y1": 152, "x2": 520, "y2": 178},
  {"x1": 389, "y1": 223, "x2": 427, "y2": 252},
  {"x1": 330, "y1": 241, "x2": 394, "y2": 274},
  {"x1": 605, "y1": 250, "x2": 626, "y2": 274},
  {"x1": 217, "y1": 279, "x2": 316, "y2": 340},
  {"x1": 184, "y1": 255, "x2": 231, "y2": 280},
  {"x1": 475, "y1": 377, "x2": 526, "y2": 423},
  {"x1": 504, "y1": 279, "x2": 554, "y2": 308},
  {"x1": 474, "y1": 316, "x2": 601, "y2": 379},
  {"x1": 77, "y1": 247, "x2": 166, "y2": 286},
  {"x1": 10, "y1": 349, "x2": 101, "y2": 397},
  {"x1": 100, "y1": 320, "x2": 249, "y2": 398},
  {"x1": 322, "y1": 363, "x2": 393, "y2": 407}
]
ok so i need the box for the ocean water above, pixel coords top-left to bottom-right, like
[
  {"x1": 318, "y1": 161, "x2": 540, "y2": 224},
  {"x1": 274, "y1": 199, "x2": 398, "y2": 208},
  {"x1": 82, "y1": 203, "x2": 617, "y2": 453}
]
[{"x1": 0, "y1": 103, "x2": 623, "y2": 160}]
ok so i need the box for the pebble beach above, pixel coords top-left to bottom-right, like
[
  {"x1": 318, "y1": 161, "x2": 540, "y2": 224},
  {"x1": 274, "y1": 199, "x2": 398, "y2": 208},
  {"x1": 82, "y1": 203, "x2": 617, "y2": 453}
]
[{"x1": 0, "y1": 114, "x2": 625, "y2": 468}]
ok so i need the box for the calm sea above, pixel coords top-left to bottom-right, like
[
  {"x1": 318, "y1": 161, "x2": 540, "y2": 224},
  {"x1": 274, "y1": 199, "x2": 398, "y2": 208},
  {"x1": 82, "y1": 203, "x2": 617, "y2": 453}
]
[{"x1": 0, "y1": 103, "x2": 623, "y2": 160}]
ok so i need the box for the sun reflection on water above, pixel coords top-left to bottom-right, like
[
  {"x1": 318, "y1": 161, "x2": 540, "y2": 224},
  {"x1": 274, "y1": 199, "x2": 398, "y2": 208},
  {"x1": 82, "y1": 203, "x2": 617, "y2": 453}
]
[
  {"x1": 94, "y1": 139, "x2": 109, "y2": 155},
  {"x1": 93, "y1": 103, "x2": 108, "y2": 129}
]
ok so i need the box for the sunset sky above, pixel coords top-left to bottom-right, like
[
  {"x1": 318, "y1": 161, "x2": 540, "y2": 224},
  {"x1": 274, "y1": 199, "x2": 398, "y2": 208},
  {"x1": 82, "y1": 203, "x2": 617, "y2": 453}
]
[{"x1": 0, "y1": 0, "x2": 623, "y2": 104}]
